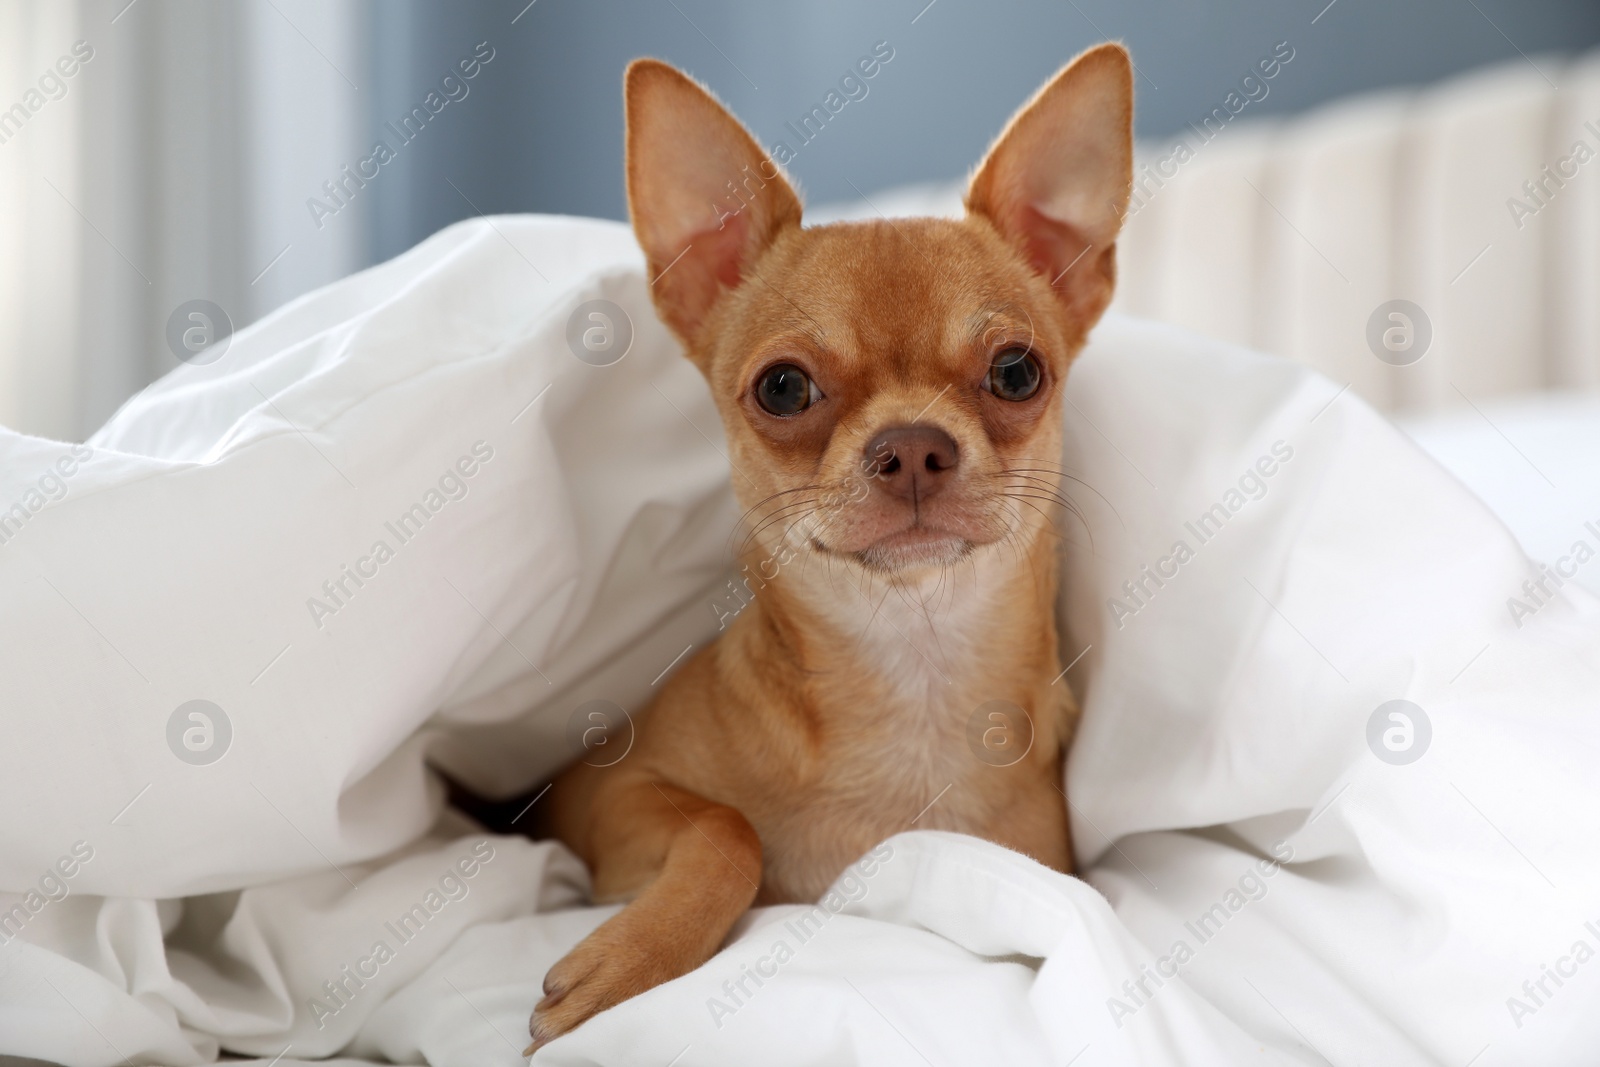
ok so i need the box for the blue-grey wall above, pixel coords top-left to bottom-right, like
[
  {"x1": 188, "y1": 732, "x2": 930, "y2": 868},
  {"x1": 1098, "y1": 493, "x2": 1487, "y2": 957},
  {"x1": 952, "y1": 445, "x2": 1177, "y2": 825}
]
[{"x1": 366, "y1": 0, "x2": 1600, "y2": 264}]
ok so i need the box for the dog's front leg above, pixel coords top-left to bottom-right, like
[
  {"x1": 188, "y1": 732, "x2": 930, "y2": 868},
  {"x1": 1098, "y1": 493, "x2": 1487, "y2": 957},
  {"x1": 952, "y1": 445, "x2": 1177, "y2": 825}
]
[{"x1": 527, "y1": 775, "x2": 762, "y2": 1052}]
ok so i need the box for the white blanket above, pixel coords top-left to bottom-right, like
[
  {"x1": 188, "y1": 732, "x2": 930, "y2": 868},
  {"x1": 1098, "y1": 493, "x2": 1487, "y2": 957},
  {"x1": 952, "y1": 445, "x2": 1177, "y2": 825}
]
[{"x1": 2, "y1": 216, "x2": 1597, "y2": 1067}]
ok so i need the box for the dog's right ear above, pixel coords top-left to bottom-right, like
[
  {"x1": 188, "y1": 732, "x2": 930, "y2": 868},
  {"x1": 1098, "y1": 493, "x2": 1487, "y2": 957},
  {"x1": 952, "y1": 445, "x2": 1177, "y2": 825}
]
[{"x1": 625, "y1": 59, "x2": 803, "y2": 356}]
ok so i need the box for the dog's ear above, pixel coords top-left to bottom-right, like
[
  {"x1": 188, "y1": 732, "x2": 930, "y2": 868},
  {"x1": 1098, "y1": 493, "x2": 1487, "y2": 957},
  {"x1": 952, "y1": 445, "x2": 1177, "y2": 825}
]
[
  {"x1": 625, "y1": 59, "x2": 802, "y2": 354},
  {"x1": 966, "y1": 43, "x2": 1133, "y2": 327}
]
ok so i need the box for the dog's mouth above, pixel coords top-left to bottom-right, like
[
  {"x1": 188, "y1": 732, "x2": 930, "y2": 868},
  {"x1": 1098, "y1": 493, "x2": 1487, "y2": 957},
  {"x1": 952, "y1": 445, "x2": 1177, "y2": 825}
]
[
  {"x1": 792, "y1": 474, "x2": 1028, "y2": 575},
  {"x1": 857, "y1": 527, "x2": 975, "y2": 572},
  {"x1": 817, "y1": 523, "x2": 977, "y2": 573}
]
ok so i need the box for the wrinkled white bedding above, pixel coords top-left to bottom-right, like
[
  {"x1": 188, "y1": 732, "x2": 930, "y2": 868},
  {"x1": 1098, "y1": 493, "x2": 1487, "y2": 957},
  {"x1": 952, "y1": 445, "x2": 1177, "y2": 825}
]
[
  {"x1": 1, "y1": 216, "x2": 1598, "y2": 1067},
  {"x1": 1400, "y1": 393, "x2": 1600, "y2": 598}
]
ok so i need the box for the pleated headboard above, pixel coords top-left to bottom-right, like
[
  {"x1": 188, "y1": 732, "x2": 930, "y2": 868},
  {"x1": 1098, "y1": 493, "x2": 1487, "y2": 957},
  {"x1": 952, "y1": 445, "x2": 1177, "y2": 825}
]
[{"x1": 817, "y1": 49, "x2": 1600, "y2": 414}]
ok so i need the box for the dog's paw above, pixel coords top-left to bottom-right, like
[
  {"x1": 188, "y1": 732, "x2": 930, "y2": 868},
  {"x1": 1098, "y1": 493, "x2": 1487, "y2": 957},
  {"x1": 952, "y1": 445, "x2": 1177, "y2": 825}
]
[{"x1": 524, "y1": 912, "x2": 696, "y2": 1055}]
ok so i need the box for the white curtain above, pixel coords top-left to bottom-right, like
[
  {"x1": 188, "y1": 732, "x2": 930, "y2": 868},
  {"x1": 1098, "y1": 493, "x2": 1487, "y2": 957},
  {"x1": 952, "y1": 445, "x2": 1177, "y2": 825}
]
[{"x1": 0, "y1": 0, "x2": 368, "y2": 442}]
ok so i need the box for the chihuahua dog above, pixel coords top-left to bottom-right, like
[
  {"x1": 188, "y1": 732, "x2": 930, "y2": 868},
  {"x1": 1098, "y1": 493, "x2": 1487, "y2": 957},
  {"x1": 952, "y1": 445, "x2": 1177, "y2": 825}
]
[{"x1": 528, "y1": 43, "x2": 1132, "y2": 1051}]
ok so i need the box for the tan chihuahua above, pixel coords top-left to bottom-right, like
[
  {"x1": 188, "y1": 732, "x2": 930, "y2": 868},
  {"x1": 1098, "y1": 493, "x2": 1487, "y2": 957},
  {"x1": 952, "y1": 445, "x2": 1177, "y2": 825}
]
[{"x1": 529, "y1": 43, "x2": 1132, "y2": 1051}]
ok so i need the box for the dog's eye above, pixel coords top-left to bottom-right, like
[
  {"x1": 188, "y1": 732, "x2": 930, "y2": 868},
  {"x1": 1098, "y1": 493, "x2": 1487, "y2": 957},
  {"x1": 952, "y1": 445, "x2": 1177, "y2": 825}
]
[
  {"x1": 755, "y1": 363, "x2": 817, "y2": 416},
  {"x1": 986, "y1": 348, "x2": 1041, "y2": 401}
]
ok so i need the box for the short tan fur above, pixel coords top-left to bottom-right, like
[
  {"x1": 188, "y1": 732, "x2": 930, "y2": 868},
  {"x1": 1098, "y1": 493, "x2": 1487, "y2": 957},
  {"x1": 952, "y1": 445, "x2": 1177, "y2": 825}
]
[{"x1": 528, "y1": 44, "x2": 1133, "y2": 1051}]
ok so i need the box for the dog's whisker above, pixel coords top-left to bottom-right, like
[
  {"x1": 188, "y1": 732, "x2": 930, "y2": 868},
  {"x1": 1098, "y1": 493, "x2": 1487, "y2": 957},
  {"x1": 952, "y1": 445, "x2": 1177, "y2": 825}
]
[
  {"x1": 732, "y1": 495, "x2": 818, "y2": 556},
  {"x1": 996, "y1": 466, "x2": 1126, "y2": 534},
  {"x1": 733, "y1": 483, "x2": 824, "y2": 534},
  {"x1": 1006, "y1": 495, "x2": 1058, "y2": 533},
  {"x1": 999, "y1": 484, "x2": 1074, "y2": 509},
  {"x1": 738, "y1": 499, "x2": 821, "y2": 559},
  {"x1": 995, "y1": 480, "x2": 1096, "y2": 551},
  {"x1": 998, "y1": 491, "x2": 1098, "y2": 557},
  {"x1": 991, "y1": 475, "x2": 1076, "y2": 504}
]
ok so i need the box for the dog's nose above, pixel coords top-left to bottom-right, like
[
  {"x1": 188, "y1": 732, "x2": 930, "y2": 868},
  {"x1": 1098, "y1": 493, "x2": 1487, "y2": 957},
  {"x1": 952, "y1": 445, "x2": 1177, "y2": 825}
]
[{"x1": 864, "y1": 425, "x2": 959, "y2": 502}]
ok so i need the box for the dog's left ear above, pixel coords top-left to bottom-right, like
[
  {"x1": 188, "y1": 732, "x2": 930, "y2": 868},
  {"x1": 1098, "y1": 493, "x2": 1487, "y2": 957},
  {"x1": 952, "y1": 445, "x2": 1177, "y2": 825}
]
[{"x1": 966, "y1": 43, "x2": 1133, "y2": 327}]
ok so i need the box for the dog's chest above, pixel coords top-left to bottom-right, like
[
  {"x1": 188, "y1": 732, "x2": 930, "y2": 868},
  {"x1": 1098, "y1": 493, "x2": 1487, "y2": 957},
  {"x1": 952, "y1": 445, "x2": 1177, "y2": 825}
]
[
  {"x1": 751, "y1": 667, "x2": 1067, "y2": 903},
  {"x1": 735, "y1": 559, "x2": 1070, "y2": 902}
]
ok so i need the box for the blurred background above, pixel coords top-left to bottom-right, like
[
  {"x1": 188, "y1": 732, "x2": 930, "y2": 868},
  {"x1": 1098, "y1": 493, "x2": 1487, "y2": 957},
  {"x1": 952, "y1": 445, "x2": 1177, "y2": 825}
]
[{"x1": 2, "y1": 0, "x2": 1599, "y2": 443}]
